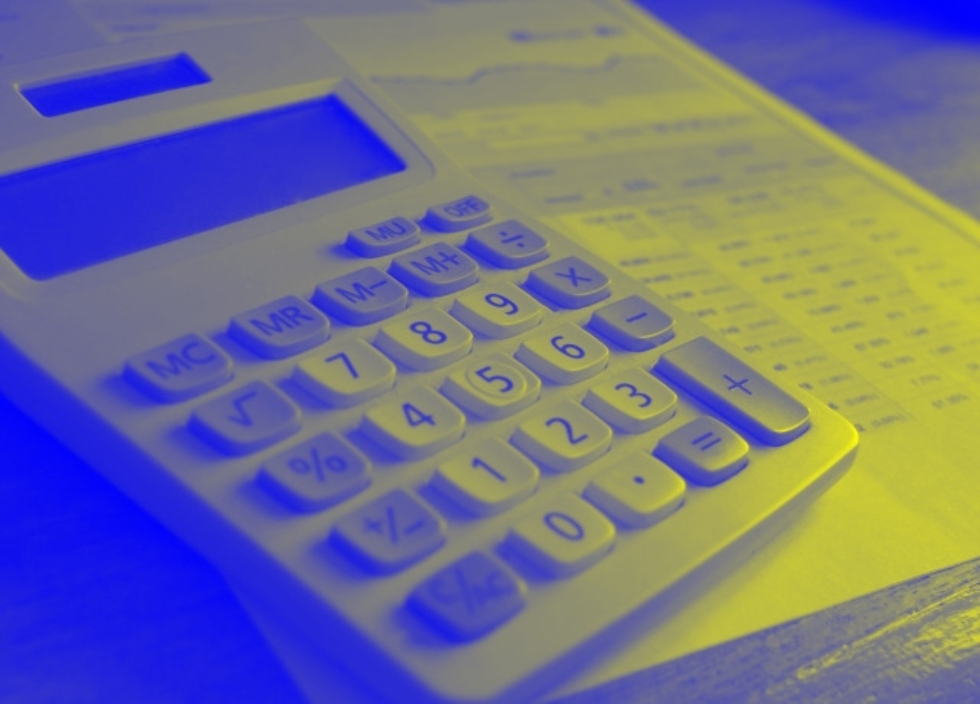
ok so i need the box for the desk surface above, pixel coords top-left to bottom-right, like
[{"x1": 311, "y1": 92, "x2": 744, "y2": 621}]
[{"x1": 4, "y1": 1, "x2": 980, "y2": 702}]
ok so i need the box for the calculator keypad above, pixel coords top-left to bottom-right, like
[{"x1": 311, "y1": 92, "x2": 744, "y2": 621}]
[{"x1": 123, "y1": 192, "x2": 827, "y2": 661}]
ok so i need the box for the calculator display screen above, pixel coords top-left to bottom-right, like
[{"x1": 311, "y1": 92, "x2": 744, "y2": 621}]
[{"x1": 0, "y1": 95, "x2": 406, "y2": 280}]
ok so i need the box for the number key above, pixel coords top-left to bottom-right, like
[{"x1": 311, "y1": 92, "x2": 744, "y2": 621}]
[
  {"x1": 440, "y1": 355, "x2": 540, "y2": 419},
  {"x1": 431, "y1": 439, "x2": 539, "y2": 516},
  {"x1": 293, "y1": 339, "x2": 395, "y2": 407},
  {"x1": 511, "y1": 401, "x2": 612, "y2": 472},
  {"x1": 515, "y1": 323, "x2": 609, "y2": 385},
  {"x1": 360, "y1": 387, "x2": 466, "y2": 460},
  {"x1": 449, "y1": 281, "x2": 543, "y2": 339},
  {"x1": 375, "y1": 308, "x2": 473, "y2": 371},
  {"x1": 506, "y1": 494, "x2": 615, "y2": 577},
  {"x1": 582, "y1": 368, "x2": 677, "y2": 433}
]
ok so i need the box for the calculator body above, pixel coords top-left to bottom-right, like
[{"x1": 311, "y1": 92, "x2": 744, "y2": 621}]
[{"x1": 0, "y1": 22, "x2": 858, "y2": 703}]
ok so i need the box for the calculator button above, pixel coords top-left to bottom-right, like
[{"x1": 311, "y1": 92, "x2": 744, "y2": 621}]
[
  {"x1": 440, "y1": 355, "x2": 541, "y2": 420},
  {"x1": 408, "y1": 552, "x2": 525, "y2": 641},
  {"x1": 584, "y1": 453, "x2": 686, "y2": 528},
  {"x1": 424, "y1": 194, "x2": 493, "y2": 232},
  {"x1": 331, "y1": 489, "x2": 446, "y2": 574},
  {"x1": 346, "y1": 216, "x2": 420, "y2": 257},
  {"x1": 525, "y1": 257, "x2": 611, "y2": 309},
  {"x1": 655, "y1": 337, "x2": 811, "y2": 446},
  {"x1": 449, "y1": 282, "x2": 543, "y2": 339},
  {"x1": 293, "y1": 339, "x2": 395, "y2": 407},
  {"x1": 374, "y1": 308, "x2": 473, "y2": 371},
  {"x1": 124, "y1": 333, "x2": 233, "y2": 402},
  {"x1": 511, "y1": 401, "x2": 612, "y2": 472},
  {"x1": 258, "y1": 432, "x2": 370, "y2": 513},
  {"x1": 389, "y1": 243, "x2": 479, "y2": 297},
  {"x1": 507, "y1": 494, "x2": 615, "y2": 577},
  {"x1": 312, "y1": 267, "x2": 408, "y2": 326},
  {"x1": 189, "y1": 380, "x2": 301, "y2": 455},
  {"x1": 466, "y1": 220, "x2": 549, "y2": 269},
  {"x1": 228, "y1": 295, "x2": 330, "y2": 359},
  {"x1": 360, "y1": 387, "x2": 466, "y2": 460},
  {"x1": 431, "y1": 439, "x2": 539, "y2": 516},
  {"x1": 654, "y1": 416, "x2": 749, "y2": 486},
  {"x1": 582, "y1": 369, "x2": 677, "y2": 434},
  {"x1": 589, "y1": 296, "x2": 674, "y2": 351},
  {"x1": 514, "y1": 323, "x2": 609, "y2": 385}
]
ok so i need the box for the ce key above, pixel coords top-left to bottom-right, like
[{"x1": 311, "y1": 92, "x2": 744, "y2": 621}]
[{"x1": 655, "y1": 337, "x2": 810, "y2": 446}]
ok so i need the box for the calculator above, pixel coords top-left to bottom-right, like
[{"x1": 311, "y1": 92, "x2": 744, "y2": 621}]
[{"x1": 0, "y1": 21, "x2": 859, "y2": 703}]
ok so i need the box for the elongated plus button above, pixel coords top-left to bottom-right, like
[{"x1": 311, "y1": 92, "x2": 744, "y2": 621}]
[{"x1": 655, "y1": 337, "x2": 810, "y2": 446}]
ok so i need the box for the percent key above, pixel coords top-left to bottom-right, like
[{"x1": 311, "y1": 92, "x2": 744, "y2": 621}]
[{"x1": 258, "y1": 432, "x2": 370, "y2": 512}]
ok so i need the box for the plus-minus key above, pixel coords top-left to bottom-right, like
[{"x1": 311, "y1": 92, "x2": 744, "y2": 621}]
[{"x1": 655, "y1": 337, "x2": 810, "y2": 446}]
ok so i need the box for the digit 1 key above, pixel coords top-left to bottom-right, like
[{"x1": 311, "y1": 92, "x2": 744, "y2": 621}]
[{"x1": 655, "y1": 337, "x2": 811, "y2": 446}]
